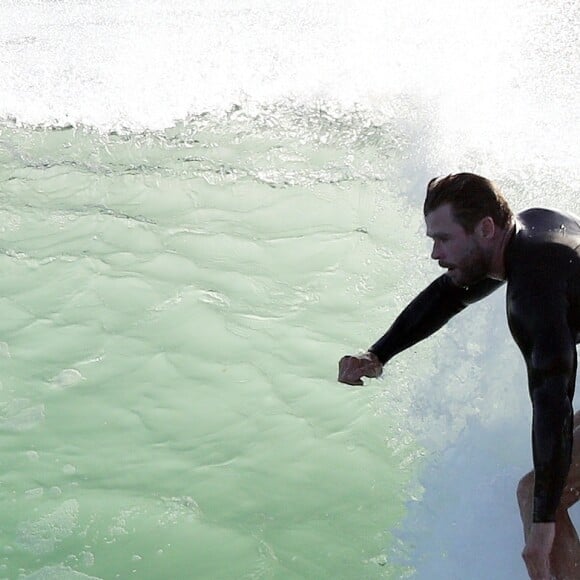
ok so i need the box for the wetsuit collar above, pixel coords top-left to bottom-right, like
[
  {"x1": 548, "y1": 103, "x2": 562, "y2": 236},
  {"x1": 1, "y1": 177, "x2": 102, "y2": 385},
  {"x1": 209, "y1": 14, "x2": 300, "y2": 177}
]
[{"x1": 492, "y1": 219, "x2": 517, "y2": 281}]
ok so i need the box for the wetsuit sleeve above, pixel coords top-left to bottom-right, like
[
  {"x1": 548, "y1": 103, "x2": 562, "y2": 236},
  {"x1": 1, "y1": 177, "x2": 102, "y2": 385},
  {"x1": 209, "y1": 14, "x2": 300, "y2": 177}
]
[
  {"x1": 508, "y1": 280, "x2": 577, "y2": 523},
  {"x1": 369, "y1": 275, "x2": 503, "y2": 364}
]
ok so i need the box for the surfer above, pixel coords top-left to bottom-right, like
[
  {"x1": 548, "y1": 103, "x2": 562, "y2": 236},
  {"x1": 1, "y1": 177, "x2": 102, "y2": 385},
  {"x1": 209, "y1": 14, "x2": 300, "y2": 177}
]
[{"x1": 338, "y1": 173, "x2": 580, "y2": 580}]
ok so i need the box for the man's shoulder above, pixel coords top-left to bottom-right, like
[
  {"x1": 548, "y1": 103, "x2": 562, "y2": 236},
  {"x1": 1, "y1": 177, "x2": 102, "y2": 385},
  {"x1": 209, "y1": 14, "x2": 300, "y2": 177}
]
[
  {"x1": 516, "y1": 207, "x2": 580, "y2": 231},
  {"x1": 513, "y1": 208, "x2": 580, "y2": 249},
  {"x1": 508, "y1": 207, "x2": 580, "y2": 281}
]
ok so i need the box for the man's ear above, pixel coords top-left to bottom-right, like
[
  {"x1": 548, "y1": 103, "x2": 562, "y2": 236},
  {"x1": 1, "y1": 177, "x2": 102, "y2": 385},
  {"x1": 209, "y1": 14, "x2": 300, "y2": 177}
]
[{"x1": 477, "y1": 216, "x2": 496, "y2": 239}]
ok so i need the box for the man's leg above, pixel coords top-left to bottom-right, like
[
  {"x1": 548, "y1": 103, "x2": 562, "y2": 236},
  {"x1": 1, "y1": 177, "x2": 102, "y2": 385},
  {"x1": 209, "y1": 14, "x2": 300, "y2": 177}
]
[{"x1": 517, "y1": 411, "x2": 580, "y2": 579}]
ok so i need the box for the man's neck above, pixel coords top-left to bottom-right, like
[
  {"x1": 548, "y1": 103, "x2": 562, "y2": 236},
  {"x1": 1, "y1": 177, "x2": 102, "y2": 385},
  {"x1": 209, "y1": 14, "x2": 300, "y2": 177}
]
[{"x1": 488, "y1": 219, "x2": 516, "y2": 280}]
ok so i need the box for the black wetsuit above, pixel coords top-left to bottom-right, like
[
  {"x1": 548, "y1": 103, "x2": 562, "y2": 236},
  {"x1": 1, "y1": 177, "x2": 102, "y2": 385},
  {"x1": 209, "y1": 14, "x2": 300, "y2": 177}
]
[{"x1": 369, "y1": 208, "x2": 580, "y2": 523}]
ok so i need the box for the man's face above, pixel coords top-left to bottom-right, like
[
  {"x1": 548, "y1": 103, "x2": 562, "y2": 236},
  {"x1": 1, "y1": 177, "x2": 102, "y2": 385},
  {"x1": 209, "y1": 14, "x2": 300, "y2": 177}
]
[{"x1": 425, "y1": 203, "x2": 490, "y2": 286}]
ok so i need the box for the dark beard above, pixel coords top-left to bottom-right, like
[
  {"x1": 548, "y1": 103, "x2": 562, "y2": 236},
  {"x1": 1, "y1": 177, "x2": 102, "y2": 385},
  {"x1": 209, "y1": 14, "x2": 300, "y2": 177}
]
[{"x1": 456, "y1": 244, "x2": 491, "y2": 287}]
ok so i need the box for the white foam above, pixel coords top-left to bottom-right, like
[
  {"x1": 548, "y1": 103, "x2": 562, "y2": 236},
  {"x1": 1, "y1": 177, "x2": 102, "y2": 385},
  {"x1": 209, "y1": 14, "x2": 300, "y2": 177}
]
[
  {"x1": 20, "y1": 565, "x2": 102, "y2": 580},
  {"x1": 49, "y1": 369, "x2": 85, "y2": 389},
  {"x1": 0, "y1": 342, "x2": 11, "y2": 358},
  {"x1": 16, "y1": 499, "x2": 80, "y2": 555},
  {"x1": 0, "y1": 399, "x2": 45, "y2": 431}
]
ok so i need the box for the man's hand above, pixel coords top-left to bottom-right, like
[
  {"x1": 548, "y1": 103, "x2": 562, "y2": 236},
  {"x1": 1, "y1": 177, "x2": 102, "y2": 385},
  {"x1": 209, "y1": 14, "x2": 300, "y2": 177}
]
[
  {"x1": 522, "y1": 522, "x2": 555, "y2": 580},
  {"x1": 338, "y1": 351, "x2": 383, "y2": 385}
]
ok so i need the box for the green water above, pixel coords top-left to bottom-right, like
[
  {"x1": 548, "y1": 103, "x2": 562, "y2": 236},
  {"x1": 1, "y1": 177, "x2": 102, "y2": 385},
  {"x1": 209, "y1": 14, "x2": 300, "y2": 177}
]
[{"x1": 0, "y1": 119, "x2": 432, "y2": 579}]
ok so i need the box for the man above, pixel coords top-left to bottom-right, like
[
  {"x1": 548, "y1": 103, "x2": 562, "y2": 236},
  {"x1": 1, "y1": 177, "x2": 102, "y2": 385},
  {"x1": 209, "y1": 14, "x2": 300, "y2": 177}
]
[{"x1": 338, "y1": 173, "x2": 580, "y2": 579}]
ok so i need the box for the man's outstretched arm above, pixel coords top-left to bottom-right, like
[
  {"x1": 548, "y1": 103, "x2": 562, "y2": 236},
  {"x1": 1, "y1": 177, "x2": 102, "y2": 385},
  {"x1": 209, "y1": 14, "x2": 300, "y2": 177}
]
[{"x1": 338, "y1": 274, "x2": 503, "y2": 385}]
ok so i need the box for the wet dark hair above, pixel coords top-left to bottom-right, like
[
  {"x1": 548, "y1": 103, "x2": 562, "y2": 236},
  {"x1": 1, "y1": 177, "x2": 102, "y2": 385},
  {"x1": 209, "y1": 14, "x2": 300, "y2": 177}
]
[{"x1": 423, "y1": 173, "x2": 513, "y2": 232}]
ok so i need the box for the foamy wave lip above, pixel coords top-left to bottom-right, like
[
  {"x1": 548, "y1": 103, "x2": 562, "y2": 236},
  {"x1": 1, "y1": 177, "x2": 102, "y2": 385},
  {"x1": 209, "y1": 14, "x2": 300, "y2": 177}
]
[{"x1": 1, "y1": 0, "x2": 575, "y2": 169}]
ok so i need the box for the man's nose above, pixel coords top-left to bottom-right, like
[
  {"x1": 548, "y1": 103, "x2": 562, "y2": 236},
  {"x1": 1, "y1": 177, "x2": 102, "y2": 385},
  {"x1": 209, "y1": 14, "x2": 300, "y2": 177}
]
[{"x1": 431, "y1": 242, "x2": 441, "y2": 260}]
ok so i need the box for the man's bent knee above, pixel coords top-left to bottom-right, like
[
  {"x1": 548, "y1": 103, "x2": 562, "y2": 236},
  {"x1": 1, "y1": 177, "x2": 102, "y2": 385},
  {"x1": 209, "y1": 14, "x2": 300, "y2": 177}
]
[{"x1": 560, "y1": 481, "x2": 580, "y2": 511}]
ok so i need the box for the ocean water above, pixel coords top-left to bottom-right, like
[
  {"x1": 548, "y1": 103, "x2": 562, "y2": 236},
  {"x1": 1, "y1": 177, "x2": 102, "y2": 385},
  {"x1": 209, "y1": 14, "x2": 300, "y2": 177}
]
[{"x1": 0, "y1": 1, "x2": 578, "y2": 579}]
